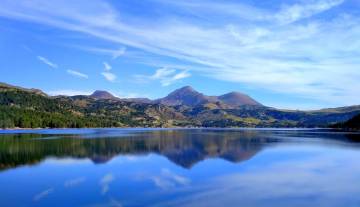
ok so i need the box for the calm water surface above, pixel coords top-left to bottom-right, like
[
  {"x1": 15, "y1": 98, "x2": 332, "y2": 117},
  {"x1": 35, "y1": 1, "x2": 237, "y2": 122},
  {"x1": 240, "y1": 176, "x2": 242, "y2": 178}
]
[{"x1": 0, "y1": 128, "x2": 359, "y2": 207}]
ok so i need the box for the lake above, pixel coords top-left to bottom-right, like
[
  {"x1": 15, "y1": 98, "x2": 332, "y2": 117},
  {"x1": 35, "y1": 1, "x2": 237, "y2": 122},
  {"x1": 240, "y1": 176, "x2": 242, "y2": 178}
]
[{"x1": 0, "y1": 128, "x2": 359, "y2": 207}]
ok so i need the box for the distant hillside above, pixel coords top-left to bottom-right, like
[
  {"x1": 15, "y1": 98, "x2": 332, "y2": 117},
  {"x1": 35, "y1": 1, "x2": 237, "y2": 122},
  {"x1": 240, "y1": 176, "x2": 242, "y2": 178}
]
[{"x1": 0, "y1": 82, "x2": 359, "y2": 128}]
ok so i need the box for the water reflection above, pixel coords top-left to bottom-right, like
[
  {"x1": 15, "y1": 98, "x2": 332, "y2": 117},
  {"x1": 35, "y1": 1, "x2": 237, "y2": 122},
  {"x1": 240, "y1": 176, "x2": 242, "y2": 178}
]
[
  {"x1": 0, "y1": 129, "x2": 360, "y2": 207},
  {"x1": 0, "y1": 129, "x2": 359, "y2": 171}
]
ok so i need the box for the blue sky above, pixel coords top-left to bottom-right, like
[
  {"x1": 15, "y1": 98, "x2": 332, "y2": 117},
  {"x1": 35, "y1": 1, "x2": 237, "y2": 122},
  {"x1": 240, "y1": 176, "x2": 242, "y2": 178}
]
[{"x1": 0, "y1": 0, "x2": 359, "y2": 109}]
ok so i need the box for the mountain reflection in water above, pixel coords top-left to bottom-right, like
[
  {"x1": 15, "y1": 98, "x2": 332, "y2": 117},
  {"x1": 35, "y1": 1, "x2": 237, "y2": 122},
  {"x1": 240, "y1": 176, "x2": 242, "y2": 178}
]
[{"x1": 0, "y1": 129, "x2": 359, "y2": 171}]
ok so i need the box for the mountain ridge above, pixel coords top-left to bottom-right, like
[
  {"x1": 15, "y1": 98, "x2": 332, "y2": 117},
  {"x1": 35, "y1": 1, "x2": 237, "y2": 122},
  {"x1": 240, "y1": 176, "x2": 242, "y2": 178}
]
[
  {"x1": 58, "y1": 85, "x2": 263, "y2": 109},
  {"x1": 0, "y1": 82, "x2": 359, "y2": 129},
  {"x1": 154, "y1": 86, "x2": 262, "y2": 108}
]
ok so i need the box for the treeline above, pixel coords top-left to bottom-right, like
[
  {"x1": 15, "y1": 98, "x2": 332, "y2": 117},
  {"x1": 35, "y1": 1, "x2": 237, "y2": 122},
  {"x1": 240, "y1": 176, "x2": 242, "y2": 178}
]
[
  {"x1": 0, "y1": 90, "x2": 164, "y2": 128},
  {"x1": 0, "y1": 90, "x2": 130, "y2": 128},
  {"x1": 0, "y1": 90, "x2": 69, "y2": 112},
  {"x1": 0, "y1": 106, "x2": 123, "y2": 128},
  {"x1": 332, "y1": 114, "x2": 360, "y2": 130}
]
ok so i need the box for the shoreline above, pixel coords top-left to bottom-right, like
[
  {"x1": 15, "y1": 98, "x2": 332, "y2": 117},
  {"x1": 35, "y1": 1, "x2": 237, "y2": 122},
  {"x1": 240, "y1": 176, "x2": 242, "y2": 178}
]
[{"x1": 1, "y1": 127, "x2": 358, "y2": 131}]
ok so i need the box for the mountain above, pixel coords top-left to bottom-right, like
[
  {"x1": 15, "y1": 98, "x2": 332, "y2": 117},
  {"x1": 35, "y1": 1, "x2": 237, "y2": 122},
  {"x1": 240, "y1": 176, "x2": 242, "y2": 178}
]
[
  {"x1": 156, "y1": 86, "x2": 261, "y2": 108},
  {"x1": 89, "y1": 90, "x2": 119, "y2": 100},
  {"x1": 155, "y1": 86, "x2": 214, "y2": 107},
  {"x1": 218, "y1": 92, "x2": 261, "y2": 107},
  {"x1": 0, "y1": 82, "x2": 360, "y2": 129}
]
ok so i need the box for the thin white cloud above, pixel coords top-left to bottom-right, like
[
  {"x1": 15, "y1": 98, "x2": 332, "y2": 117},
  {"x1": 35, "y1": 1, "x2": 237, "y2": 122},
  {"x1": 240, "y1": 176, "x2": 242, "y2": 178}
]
[
  {"x1": 101, "y1": 62, "x2": 117, "y2": 82},
  {"x1": 274, "y1": 0, "x2": 345, "y2": 24},
  {"x1": 1, "y1": 0, "x2": 358, "y2": 107},
  {"x1": 138, "y1": 67, "x2": 191, "y2": 86},
  {"x1": 64, "y1": 177, "x2": 86, "y2": 188},
  {"x1": 152, "y1": 0, "x2": 344, "y2": 25},
  {"x1": 162, "y1": 71, "x2": 191, "y2": 86},
  {"x1": 101, "y1": 72, "x2": 117, "y2": 82},
  {"x1": 67, "y1": 69, "x2": 89, "y2": 79},
  {"x1": 103, "y1": 62, "x2": 112, "y2": 71},
  {"x1": 47, "y1": 90, "x2": 92, "y2": 96},
  {"x1": 148, "y1": 168, "x2": 190, "y2": 190},
  {"x1": 37, "y1": 56, "x2": 58, "y2": 68},
  {"x1": 72, "y1": 46, "x2": 126, "y2": 59},
  {"x1": 22, "y1": 45, "x2": 33, "y2": 52},
  {"x1": 151, "y1": 176, "x2": 175, "y2": 190},
  {"x1": 112, "y1": 47, "x2": 126, "y2": 59},
  {"x1": 172, "y1": 70, "x2": 191, "y2": 81},
  {"x1": 161, "y1": 168, "x2": 190, "y2": 185},
  {"x1": 100, "y1": 173, "x2": 115, "y2": 195},
  {"x1": 33, "y1": 188, "x2": 54, "y2": 202},
  {"x1": 151, "y1": 68, "x2": 175, "y2": 79}
]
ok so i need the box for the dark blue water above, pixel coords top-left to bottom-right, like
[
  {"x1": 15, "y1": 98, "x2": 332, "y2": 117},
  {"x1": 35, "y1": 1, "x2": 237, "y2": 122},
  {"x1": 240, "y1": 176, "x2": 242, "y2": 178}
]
[{"x1": 0, "y1": 128, "x2": 359, "y2": 207}]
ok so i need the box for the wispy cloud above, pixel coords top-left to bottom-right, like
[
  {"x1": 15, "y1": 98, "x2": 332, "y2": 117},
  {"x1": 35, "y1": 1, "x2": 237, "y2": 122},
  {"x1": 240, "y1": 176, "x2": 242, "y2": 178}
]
[
  {"x1": 101, "y1": 72, "x2": 117, "y2": 82},
  {"x1": 274, "y1": 0, "x2": 345, "y2": 24},
  {"x1": 1, "y1": 0, "x2": 358, "y2": 106},
  {"x1": 101, "y1": 62, "x2": 117, "y2": 82},
  {"x1": 103, "y1": 62, "x2": 112, "y2": 71},
  {"x1": 33, "y1": 188, "x2": 54, "y2": 202},
  {"x1": 64, "y1": 177, "x2": 86, "y2": 188},
  {"x1": 147, "y1": 168, "x2": 190, "y2": 190},
  {"x1": 100, "y1": 173, "x2": 115, "y2": 195},
  {"x1": 111, "y1": 47, "x2": 126, "y2": 59},
  {"x1": 137, "y1": 67, "x2": 191, "y2": 86},
  {"x1": 72, "y1": 46, "x2": 126, "y2": 59},
  {"x1": 151, "y1": 169, "x2": 190, "y2": 190},
  {"x1": 67, "y1": 69, "x2": 89, "y2": 79},
  {"x1": 161, "y1": 168, "x2": 190, "y2": 186},
  {"x1": 37, "y1": 56, "x2": 58, "y2": 68},
  {"x1": 151, "y1": 68, "x2": 176, "y2": 80}
]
